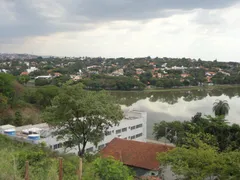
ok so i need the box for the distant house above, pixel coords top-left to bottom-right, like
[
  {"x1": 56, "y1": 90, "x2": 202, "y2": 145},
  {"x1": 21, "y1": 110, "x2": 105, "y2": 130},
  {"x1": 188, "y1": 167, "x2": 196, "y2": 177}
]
[
  {"x1": 20, "y1": 72, "x2": 29, "y2": 76},
  {"x1": 35, "y1": 75, "x2": 52, "y2": 80},
  {"x1": 205, "y1": 72, "x2": 216, "y2": 76},
  {"x1": 219, "y1": 71, "x2": 230, "y2": 76},
  {"x1": 136, "y1": 68, "x2": 145, "y2": 75},
  {"x1": 70, "y1": 75, "x2": 82, "y2": 81},
  {"x1": 171, "y1": 66, "x2": 186, "y2": 70},
  {"x1": 112, "y1": 68, "x2": 124, "y2": 76},
  {"x1": 27, "y1": 67, "x2": 38, "y2": 73},
  {"x1": 101, "y1": 138, "x2": 174, "y2": 179},
  {"x1": 181, "y1": 73, "x2": 190, "y2": 78},
  {"x1": 0, "y1": 69, "x2": 8, "y2": 73},
  {"x1": 161, "y1": 63, "x2": 167, "y2": 68},
  {"x1": 54, "y1": 72, "x2": 62, "y2": 77}
]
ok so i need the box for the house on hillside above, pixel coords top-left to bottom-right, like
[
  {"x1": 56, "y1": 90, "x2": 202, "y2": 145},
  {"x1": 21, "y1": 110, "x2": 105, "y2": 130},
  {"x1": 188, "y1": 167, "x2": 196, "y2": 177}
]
[
  {"x1": 53, "y1": 72, "x2": 62, "y2": 77},
  {"x1": 111, "y1": 68, "x2": 124, "y2": 76},
  {"x1": 100, "y1": 138, "x2": 175, "y2": 179},
  {"x1": 27, "y1": 67, "x2": 38, "y2": 73},
  {"x1": 205, "y1": 72, "x2": 216, "y2": 76},
  {"x1": 20, "y1": 72, "x2": 29, "y2": 76},
  {"x1": 136, "y1": 68, "x2": 145, "y2": 75},
  {"x1": 180, "y1": 73, "x2": 190, "y2": 78}
]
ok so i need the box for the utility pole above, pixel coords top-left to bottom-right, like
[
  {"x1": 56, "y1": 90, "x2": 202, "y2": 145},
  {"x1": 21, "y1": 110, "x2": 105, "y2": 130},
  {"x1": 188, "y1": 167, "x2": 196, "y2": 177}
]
[{"x1": 59, "y1": 157, "x2": 63, "y2": 180}]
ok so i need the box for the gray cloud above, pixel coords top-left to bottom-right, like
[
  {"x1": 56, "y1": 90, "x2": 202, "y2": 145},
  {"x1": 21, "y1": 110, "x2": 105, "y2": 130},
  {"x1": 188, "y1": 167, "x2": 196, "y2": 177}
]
[{"x1": 0, "y1": 0, "x2": 239, "y2": 41}]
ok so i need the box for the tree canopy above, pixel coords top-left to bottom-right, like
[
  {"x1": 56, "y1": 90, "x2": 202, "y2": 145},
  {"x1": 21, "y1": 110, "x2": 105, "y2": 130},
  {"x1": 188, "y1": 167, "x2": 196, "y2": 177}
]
[
  {"x1": 44, "y1": 84, "x2": 123, "y2": 157},
  {"x1": 157, "y1": 136, "x2": 240, "y2": 180},
  {"x1": 212, "y1": 100, "x2": 230, "y2": 117}
]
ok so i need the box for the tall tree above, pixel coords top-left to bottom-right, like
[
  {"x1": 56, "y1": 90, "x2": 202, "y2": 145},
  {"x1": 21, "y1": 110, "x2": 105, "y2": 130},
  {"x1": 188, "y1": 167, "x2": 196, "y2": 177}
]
[
  {"x1": 212, "y1": 100, "x2": 230, "y2": 117},
  {"x1": 157, "y1": 137, "x2": 240, "y2": 180},
  {"x1": 44, "y1": 84, "x2": 123, "y2": 157},
  {"x1": 85, "y1": 157, "x2": 134, "y2": 180}
]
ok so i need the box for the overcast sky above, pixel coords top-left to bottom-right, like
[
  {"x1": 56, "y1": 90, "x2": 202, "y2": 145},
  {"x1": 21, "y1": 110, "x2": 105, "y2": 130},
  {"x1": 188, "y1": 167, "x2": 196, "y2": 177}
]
[{"x1": 1, "y1": 0, "x2": 240, "y2": 61}]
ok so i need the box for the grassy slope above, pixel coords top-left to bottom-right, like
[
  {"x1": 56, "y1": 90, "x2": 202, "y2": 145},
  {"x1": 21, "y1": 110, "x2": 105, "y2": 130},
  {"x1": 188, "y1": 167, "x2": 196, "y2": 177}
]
[{"x1": 0, "y1": 134, "x2": 80, "y2": 180}]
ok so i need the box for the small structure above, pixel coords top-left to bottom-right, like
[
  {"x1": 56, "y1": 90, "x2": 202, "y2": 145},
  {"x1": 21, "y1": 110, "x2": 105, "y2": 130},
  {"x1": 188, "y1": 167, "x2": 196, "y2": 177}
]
[
  {"x1": 181, "y1": 73, "x2": 190, "y2": 78},
  {"x1": 136, "y1": 68, "x2": 145, "y2": 75},
  {"x1": 54, "y1": 72, "x2": 62, "y2": 77},
  {"x1": 20, "y1": 72, "x2": 29, "y2": 76},
  {"x1": 205, "y1": 72, "x2": 216, "y2": 76},
  {"x1": 111, "y1": 69, "x2": 124, "y2": 76},
  {"x1": 100, "y1": 138, "x2": 174, "y2": 179},
  {"x1": 27, "y1": 67, "x2": 38, "y2": 73},
  {"x1": 0, "y1": 124, "x2": 16, "y2": 134},
  {"x1": 35, "y1": 75, "x2": 52, "y2": 79}
]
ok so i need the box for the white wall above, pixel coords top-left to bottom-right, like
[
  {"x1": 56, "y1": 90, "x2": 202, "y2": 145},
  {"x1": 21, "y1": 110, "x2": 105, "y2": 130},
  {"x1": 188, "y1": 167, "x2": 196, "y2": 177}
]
[{"x1": 39, "y1": 111, "x2": 147, "y2": 155}]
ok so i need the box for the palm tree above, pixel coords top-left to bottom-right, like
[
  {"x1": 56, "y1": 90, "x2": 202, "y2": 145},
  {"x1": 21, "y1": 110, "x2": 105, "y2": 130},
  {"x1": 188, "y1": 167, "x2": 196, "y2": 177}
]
[{"x1": 212, "y1": 100, "x2": 230, "y2": 117}]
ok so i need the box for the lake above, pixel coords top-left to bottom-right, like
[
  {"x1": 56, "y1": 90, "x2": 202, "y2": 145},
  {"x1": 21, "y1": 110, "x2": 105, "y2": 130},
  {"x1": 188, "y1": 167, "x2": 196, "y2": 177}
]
[{"x1": 111, "y1": 86, "x2": 240, "y2": 140}]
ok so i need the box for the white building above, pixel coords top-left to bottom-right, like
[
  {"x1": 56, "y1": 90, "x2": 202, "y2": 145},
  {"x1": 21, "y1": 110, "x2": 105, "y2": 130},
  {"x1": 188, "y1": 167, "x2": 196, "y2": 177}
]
[
  {"x1": 1, "y1": 110, "x2": 147, "y2": 155},
  {"x1": 27, "y1": 67, "x2": 38, "y2": 73},
  {"x1": 35, "y1": 75, "x2": 52, "y2": 79}
]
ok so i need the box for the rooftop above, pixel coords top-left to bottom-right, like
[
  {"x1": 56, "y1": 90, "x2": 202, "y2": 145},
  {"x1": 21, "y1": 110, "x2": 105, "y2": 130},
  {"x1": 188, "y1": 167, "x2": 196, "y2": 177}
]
[{"x1": 100, "y1": 138, "x2": 174, "y2": 170}]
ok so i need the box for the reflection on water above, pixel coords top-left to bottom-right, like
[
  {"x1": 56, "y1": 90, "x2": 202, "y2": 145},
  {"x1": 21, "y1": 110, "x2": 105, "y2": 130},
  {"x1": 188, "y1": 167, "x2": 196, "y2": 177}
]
[{"x1": 111, "y1": 86, "x2": 240, "y2": 139}]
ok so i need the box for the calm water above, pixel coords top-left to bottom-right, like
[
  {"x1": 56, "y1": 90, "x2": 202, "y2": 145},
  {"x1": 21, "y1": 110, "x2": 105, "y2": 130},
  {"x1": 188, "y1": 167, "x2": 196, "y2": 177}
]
[{"x1": 111, "y1": 86, "x2": 240, "y2": 139}]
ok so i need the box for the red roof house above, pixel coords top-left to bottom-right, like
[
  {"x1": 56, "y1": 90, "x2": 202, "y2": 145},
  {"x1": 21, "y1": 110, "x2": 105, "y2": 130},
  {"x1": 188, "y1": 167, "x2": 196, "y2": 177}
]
[
  {"x1": 100, "y1": 138, "x2": 174, "y2": 178},
  {"x1": 20, "y1": 72, "x2": 29, "y2": 76}
]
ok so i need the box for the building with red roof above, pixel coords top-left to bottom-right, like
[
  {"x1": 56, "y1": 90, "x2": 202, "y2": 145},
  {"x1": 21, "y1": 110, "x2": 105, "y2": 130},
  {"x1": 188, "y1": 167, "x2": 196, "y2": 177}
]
[
  {"x1": 20, "y1": 72, "x2": 29, "y2": 76},
  {"x1": 100, "y1": 138, "x2": 174, "y2": 179}
]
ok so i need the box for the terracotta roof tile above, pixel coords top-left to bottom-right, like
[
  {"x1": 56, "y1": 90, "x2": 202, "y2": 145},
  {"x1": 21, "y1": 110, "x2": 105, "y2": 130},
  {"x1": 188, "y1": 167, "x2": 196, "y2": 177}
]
[{"x1": 100, "y1": 138, "x2": 174, "y2": 170}]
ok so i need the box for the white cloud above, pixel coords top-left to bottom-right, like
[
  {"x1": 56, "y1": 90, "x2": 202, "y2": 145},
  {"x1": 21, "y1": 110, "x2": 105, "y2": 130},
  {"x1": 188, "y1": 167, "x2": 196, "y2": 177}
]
[{"x1": 1, "y1": 1, "x2": 240, "y2": 61}]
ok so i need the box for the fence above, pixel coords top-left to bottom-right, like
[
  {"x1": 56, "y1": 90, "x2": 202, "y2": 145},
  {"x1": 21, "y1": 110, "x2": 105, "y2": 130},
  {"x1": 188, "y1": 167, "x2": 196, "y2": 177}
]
[{"x1": 24, "y1": 157, "x2": 83, "y2": 180}]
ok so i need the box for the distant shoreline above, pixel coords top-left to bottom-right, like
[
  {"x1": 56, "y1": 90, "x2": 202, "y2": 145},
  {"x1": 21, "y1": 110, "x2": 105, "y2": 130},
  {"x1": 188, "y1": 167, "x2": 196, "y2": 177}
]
[{"x1": 109, "y1": 84, "x2": 240, "y2": 93}]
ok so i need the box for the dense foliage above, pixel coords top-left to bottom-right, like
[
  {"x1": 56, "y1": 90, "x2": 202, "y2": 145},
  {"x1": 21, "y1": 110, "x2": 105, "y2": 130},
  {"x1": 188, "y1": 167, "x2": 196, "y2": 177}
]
[
  {"x1": 153, "y1": 114, "x2": 240, "y2": 152},
  {"x1": 158, "y1": 136, "x2": 240, "y2": 180},
  {"x1": 154, "y1": 105, "x2": 240, "y2": 179},
  {"x1": 44, "y1": 84, "x2": 123, "y2": 157},
  {"x1": 81, "y1": 75, "x2": 146, "y2": 90},
  {"x1": 0, "y1": 135, "x2": 134, "y2": 180}
]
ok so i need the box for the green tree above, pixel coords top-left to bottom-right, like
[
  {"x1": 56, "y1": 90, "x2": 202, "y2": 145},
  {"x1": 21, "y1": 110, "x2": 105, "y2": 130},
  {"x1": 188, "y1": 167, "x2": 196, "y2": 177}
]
[
  {"x1": 0, "y1": 73, "x2": 15, "y2": 101},
  {"x1": 90, "y1": 157, "x2": 134, "y2": 180},
  {"x1": 14, "y1": 111, "x2": 23, "y2": 126},
  {"x1": 157, "y1": 137, "x2": 240, "y2": 180},
  {"x1": 0, "y1": 93, "x2": 8, "y2": 112},
  {"x1": 44, "y1": 84, "x2": 123, "y2": 157},
  {"x1": 17, "y1": 75, "x2": 30, "y2": 85},
  {"x1": 212, "y1": 100, "x2": 230, "y2": 117},
  {"x1": 153, "y1": 114, "x2": 240, "y2": 152},
  {"x1": 35, "y1": 78, "x2": 52, "y2": 86}
]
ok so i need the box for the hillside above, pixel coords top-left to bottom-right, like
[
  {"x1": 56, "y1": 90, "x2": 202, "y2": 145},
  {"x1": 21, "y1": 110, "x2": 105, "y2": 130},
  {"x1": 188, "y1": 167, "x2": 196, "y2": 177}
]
[{"x1": 0, "y1": 134, "x2": 135, "y2": 180}]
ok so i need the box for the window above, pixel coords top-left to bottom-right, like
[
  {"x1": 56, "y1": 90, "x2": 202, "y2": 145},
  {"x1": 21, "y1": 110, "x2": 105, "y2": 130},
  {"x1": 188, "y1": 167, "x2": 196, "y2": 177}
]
[
  {"x1": 49, "y1": 145, "x2": 52, "y2": 149},
  {"x1": 86, "y1": 147, "x2": 93, "y2": 153},
  {"x1": 131, "y1": 126, "x2": 136, "y2": 130},
  {"x1": 53, "y1": 144, "x2": 58, "y2": 150},
  {"x1": 124, "y1": 137, "x2": 127, "y2": 139},
  {"x1": 116, "y1": 129, "x2": 121, "y2": 134},
  {"x1": 122, "y1": 127, "x2": 127, "y2": 132},
  {"x1": 105, "y1": 131, "x2": 111, "y2": 136},
  {"x1": 136, "y1": 133, "x2": 143, "y2": 138},
  {"x1": 98, "y1": 144, "x2": 105, "y2": 150},
  {"x1": 58, "y1": 143, "x2": 63, "y2": 148},
  {"x1": 136, "y1": 124, "x2": 143, "y2": 128},
  {"x1": 131, "y1": 135, "x2": 136, "y2": 139}
]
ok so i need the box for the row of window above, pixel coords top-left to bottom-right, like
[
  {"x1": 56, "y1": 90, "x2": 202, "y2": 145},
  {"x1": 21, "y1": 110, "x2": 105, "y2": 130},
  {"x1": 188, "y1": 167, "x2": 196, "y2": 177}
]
[
  {"x1": 50, "y1": 132, "x2": 143, "y2": 152},
  {"x1": 50, "y1": 143, "x2": 63, "y2": 150},
  {"x1": 86, "y1": 143, "x2": 108, "y2": 153},
  {"x1": 86, "y1": 133, "x2": 143, "y2": 152},
  {"x1": 105, "y1": 124, "x2": 143, "y2": 136},
  {"x1": 116, "y1": 124, "x2": 143, "y2": 134},
  {"x1": 130, "y1": 133, "x2": 143, "y2": 140}
]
